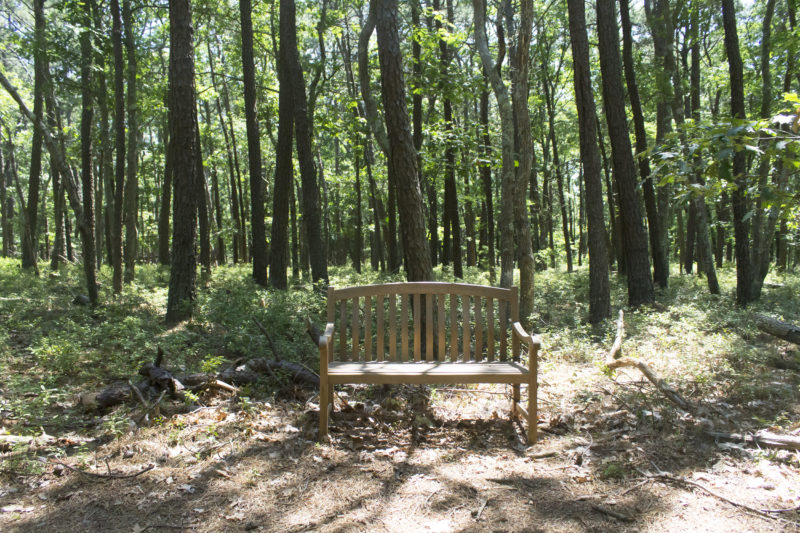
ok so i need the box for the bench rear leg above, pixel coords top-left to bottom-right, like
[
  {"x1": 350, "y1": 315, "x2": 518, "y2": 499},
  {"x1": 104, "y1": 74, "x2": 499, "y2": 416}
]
[
  {"x1": 319, "y1": 380, "x2": 329, "y2": 441},
  {"x1": 512, "y1": 384, "x2": 520, "y2": 418}
]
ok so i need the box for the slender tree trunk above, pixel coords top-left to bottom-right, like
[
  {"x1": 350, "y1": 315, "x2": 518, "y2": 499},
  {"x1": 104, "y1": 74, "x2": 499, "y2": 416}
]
[
  {"x1": 479, "y1": 88, "x2": 495, "y2": 280},
  {"x1": 375, "y1": 0, "x2": 432, "y2": 282},
  {"x1": 354, "y1": 152, "x2": 363, "y2": 273},
  {"x1": 122, "y1": 0, "x2": 138, "y2": 283},
  {"x1": 45, "y1": 92, "x2": 65, "y2": 270},
  {"x1": 202, "y1": 100, "x2": 225, "y2": 264},
  {"x1": 0, "y1": 145, "x2": 7, "y2": 257},
  {"x1": 111, "y1": 0, "x2": 125, "y2": 291},
  {"x1": 22, "y1": 0, "x2": 46, "y2": 272},
  {"x1": 721, "y1": 0, "x2": 754, "y2": 306},
  {"x1": 80, "y1": 0, "x2": 98, "y2": 304},
  {"x1": 597, "y1": 0, "x2": 654, "y2": 307},
  {"x1": 194, "y1": 118, "x2": 211, "y2": 274},
  {"x1": 165, "y1": 0, "x2": 198, "y2": 325},
  {"x1": 473, "y1": 0, "x2": 515, "y2": 288},
  {"x1": 240, "y1": 0, "x2": 268, "y2": 286},
  {"x1": 620, "y1": 0, "x2": 667, "y2": 287}
]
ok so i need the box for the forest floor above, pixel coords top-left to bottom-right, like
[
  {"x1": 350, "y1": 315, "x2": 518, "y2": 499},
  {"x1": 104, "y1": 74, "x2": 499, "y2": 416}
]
[{"x1": 1, "y1": 259, "x2": 799, "y2": 532}]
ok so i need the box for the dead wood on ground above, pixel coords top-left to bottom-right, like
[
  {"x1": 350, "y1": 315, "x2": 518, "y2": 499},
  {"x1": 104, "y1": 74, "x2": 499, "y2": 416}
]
[{"x1": 755, "y1": 314, "x2": 800, "y2": 345}]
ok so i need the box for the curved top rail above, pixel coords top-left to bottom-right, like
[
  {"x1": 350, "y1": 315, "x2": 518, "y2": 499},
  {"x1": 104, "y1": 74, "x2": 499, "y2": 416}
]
[{"x1": 330, "y1": 282, "x2": 515, "y2": 300}]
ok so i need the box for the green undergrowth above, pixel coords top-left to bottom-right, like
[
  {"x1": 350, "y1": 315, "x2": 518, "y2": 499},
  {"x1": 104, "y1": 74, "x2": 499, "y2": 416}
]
[{"x1": 0, "y1": 257, "x2": 798, "y2": 439}]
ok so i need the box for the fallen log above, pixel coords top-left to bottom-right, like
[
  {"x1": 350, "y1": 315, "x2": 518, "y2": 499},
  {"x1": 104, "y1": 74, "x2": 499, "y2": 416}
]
[
  {"x1": 605, "y1": 310, "x2": 692, "y2": 411},
  {"x1": 707, "y1": 430, "x2": 800, "y2": 451},
  {"x1": 755, "y1": 314, "x2": 800, "y2": 345}
]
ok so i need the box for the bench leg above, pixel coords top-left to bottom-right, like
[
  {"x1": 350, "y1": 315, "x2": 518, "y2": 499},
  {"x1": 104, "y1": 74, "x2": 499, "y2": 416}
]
[
  {"x1": 527, "y1": 381, "x2": 537, "y2": 445},
  {"x1": 319, "y1": 380, "x2": 329, "y2": 441},
  {"x1": 512, "y1": 384, "x2": 520, "y2": 419}
]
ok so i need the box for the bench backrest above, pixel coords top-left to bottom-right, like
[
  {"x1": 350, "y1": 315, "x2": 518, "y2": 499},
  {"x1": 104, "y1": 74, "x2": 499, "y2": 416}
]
[{"x1": 326, "y1": 282, "x2": 519, "y2": 363}]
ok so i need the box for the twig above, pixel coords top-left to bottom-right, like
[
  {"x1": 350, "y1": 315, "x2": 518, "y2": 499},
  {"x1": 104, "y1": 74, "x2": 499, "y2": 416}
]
[
  {"x1": 590, "y1": 503, "x2": 634, "y2": 522},
  {"x1": 474, "y1": 498, "x2": 489, "y2": 520},
  {"x1": 47, "y1": 460, "x2": 155, "y2": 480},
  {"x1": 436, "y1": 388, "x2": 509, "y2": 395},
  {"x1": 252, "y1": 317, "x2": 281, "y2": 361}
]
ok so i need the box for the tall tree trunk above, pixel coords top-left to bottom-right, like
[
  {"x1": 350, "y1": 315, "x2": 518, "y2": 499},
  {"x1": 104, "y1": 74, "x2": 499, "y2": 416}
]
[
  {"x1": 195, "y1": 118, "x2": 211, "y2": 274},
  {"x1": 359, "y1": 1, "x2": 399, "y2": 272},
  {"x1": 353, "y1": 152, "x2": 363, "y2": 273},
  {"x1": 165, "y1": 0, "x2": 198, "y2": 325},
  {"x1": 375, "y1": 0, "x2": 432, "y2": 282},
  {"x1": 282, "y1": 0, "x2": 328, "y2": 284},
  {"x1": 22, "y1": 0, "x2": 46, "y2": 272},
  {"x1": 510, "y1": 0, "x2": 535, "y2": 325},
  {"x1": 0, "y1": 144, "x2": 7, "y2": 257},
  {"x1": 202, "y1": 100, "x2": 225, "y2": 264},
  {"x1": 80, "y1": 0, "x2": 98, "y2": 305},
  {"x1": 123, "y1": 0, "x2": 138, "y2": 283},
  {"x1": 240, "y1": 0, "x2": 268, "y2": 286},
  {"x1": 473, "y1": 0, "x2": 515, "y2": 288},
  {"x1": 620, "y1": 0, "x2": 668, "y2": 288},
  {"x1": 721, "y1": 0, "x2": 754, "y2": 306},
  {"x1": 45, "y1": 90, "x2": 65, "y2": 270},
  {"x1": 479, "y1": 88, "x2": 495, "y2": 281},
  {"x1": 111, "y1": 0, "x2": 125, "y2": 291},
  {"x1": 596, "y1": 0, "x2": 654, "y2": 307},
  {"x1": 270, "y1": 27, "x2": 293, "y2": 289}
]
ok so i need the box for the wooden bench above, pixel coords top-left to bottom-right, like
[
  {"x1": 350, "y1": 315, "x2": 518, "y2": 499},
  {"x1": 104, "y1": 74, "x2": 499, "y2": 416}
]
[{"x1": 317, "y1": 282, "x2": 540, "y2": 443}]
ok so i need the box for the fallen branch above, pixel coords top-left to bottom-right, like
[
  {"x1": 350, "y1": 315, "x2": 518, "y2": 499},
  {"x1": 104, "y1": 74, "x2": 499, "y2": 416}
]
[
  {"x1": 707, "y1": 430, "x2": 800, "y2": 451},
  {"x1": 47, "y1": 460, "x2": 154, "y2": 481},
  {"x1": 755, "y1": 314, "x2": 800, "y2": 345},
  {"x1": 590, "y1": 503, "x2": 634, "y2": 523},
  {"x1": 605, "y1": 310, "x2": 691, "y2": 411}
]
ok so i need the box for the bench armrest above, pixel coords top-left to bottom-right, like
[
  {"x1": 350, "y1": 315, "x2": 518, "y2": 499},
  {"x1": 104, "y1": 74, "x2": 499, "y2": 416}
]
[
  {"x1": 512, "y1": 322, "x2": 542, "y2": 350},
  {"x1": 319, "y1": 322, "x2": 335, "y2": 372}
]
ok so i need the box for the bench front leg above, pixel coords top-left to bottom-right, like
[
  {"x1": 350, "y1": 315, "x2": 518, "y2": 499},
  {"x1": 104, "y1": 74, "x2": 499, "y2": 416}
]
[
  {"x1": 318, "y1": 322, "x2": 335, "y2": 441},
  {"x1": 528, "y1": 335, "x2": 541, "y2": 444}
]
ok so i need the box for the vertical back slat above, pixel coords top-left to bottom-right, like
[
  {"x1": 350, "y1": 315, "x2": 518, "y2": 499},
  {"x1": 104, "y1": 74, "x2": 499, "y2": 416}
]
[
  {"x1": 475, "y1": 296, "x2": 483, "y2": 362},
  {"x1": 499, "y1": 297, "x2": 507, "y2": 361},
  {"x1": 364, "y1": 295, "x2": 372, "y2": 362},
  {"x1": 437, "y1": 293, "x2": 446, "y2": 361},
  {"x1": 425, "y1": 294, "x2": 433, "y2": 361},
  {"x1": 449, "y1": 294, "x2": 458, "y2": 362},
  {"x1": 389, "y1": 294, "x2": 397, "y2": 361},
  {"x1": 510, "y1": 286, "x2": 519, "y2": 362},
  {"x1": 352, "y1": 297, "x2": 360, "y2": 361},
  {"x1": 339, "y1": 299, "x2": 347, "y2": 361},
  {"x1": 487, "y1": 297, "x2": 495, "y2": 362},
  {"x1": 401, "y1": 293, "x2": 409, "y2": 362},
  {"x1": 462, "y1": 295, "x2": 471, "y2": 361},
  {"x1": 413, "y1": 293, "x2": 421, "y2": 361},
  {"x1": 376, "y1": 294, "x2": 385, "y2": 362}
]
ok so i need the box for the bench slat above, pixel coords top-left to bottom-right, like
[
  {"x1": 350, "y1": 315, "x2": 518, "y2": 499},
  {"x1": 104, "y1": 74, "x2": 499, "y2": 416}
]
[
  {"x1": 389, "y1": 294, "x2": 397, "y2": 362},
  {"x1": 327, "y1": 361, "x2": 529, "y2": 385},
  {"x1": 376, "y1": 293, "x2": 384, "y2": 362},
  {"x1": 475, "y1": 297, "x2": 483, "y2": 362},
  {"x1": 487, "y1": 297, "x2": 494, "y2": 362},
  {"x1": 339, "y1": 299, "x2": 347, "y2": 361},
  {"x1": 437, "y1": 293, "x2": 445, "y2": 361},
  {"x1": 462, "y1": 294, "x2": 470, "y2": 361},
  {"x1": 425, "y1": 294, "x2": 433, "y2": 362},
  {"x1": 413, "y1": 293, "x2": 421, "y2": 362},
  {"x1": 401, "y1": 293, "x2": 409, "y2": 362},
  {"x1": 449, "y1": 294, "x2": 458, "y2": 362},
  {"x1": 333, "y1": 282, "x2": 514, "y2": 299},
  {"x1": 352, "y1": 297, "x2": 360, "y2": 361},
  {"x1": 499, "y1": 300, "x2": 507, "y2": 361}
]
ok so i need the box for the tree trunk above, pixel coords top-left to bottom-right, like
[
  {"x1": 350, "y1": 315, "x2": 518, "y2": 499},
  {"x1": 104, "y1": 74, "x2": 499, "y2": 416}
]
[
  {"x1": 620, "y1": 0, "x2": 667, "y2": 288},
  {"x1": 194, "y1": 118, "x2": 211, "y2": 275},
  {"x1": 21, "y1": 0, "x2": 46, "y2": 272},
  {"x1": 282, "y1": 0, "x2": 328, "y2": 285},
  {"x1": 202, "y1": 100, "x2": 225, "y2": 265},
  {"x1": 569, "y1": 0, "x2": 611, "y2": 323},
  {"x1": 240, "y1": 0, "x2": 268, "y2": 286},
  {"x1": 721, "y1": 0, "x2": 754, "y2": 307},
  {"x1": 375, "y1": 0, "x2": 432, "y2": 282},
  {"x1": 165, "y1": 0, "x2": 198, "y2": 325},
  {"x1": 0, "y1": 145, "x2": 6, "y2": 257},
  {"x1": 80, "y1": 0, "x2": 98, "y2": 305},
  {"x1": 122, "y1": 0, "x2": 138, "y2": 283},
  {"x1": 597, "y1": 0, "x2": 654, "y2": 307},
  {"x1": 111, "y1": 0, "x2": 125, "y2": 291},
  {"x1": 473, "y1": 0, "x2": 515, "y2": 288},
  {"x1": 479, "y1": 88, "x2": 495, "y2": 281}
]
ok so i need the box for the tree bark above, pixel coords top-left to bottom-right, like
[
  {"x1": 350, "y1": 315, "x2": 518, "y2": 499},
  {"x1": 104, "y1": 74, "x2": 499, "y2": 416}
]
[
  {"x1": 123, "y1": 0, "x2": 138, "y2": 283},
  {"x1": 80, "y1": 0, "x2": 98, "y2": 305},
  {"x1": 165, "y1": 0, "x2": 198, "y2": 325},
  {"x1": 473, "y1": 0, "x2": 515, "y2": 288},
  {"x1": 567, "y1": 0, "x2": 610, "y2": 323},
  {"x1": 240, "y1": 0, "x2": 268, "y2": 286},
  {"x1": 282, "y1": 0, "x2": 328, "y2": 285},
  {"x1": 111, "y1": 0, "x2": 125, "y2": 291},
  {"x1": 596, "y1": 0, "x2": 654, "y2": 307},
  {"x1": 620, "y1": 0, "x2": 667, "y2": 288},
  {"x1": 721, "y1": 0, "x2": 754, "y2": 307},
  {"x1": 375, "y1": 0, "x2": 432, "y2": 282}
]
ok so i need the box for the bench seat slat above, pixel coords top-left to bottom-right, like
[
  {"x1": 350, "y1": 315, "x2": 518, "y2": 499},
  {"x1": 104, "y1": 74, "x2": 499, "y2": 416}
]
[{"x1": 327, "y1": 361, "x2": 530, "y2": 385}]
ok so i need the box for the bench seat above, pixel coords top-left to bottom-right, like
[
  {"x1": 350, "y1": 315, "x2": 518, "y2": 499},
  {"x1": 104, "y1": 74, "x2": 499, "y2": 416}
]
[{"x1": 327, "y1": 361, "x2": 530, "y2": 385}]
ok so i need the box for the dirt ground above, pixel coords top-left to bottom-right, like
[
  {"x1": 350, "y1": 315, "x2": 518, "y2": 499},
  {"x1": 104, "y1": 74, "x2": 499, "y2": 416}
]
[{"x1": 1, "y1": 357, "x2": 799, "y2": 533}]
